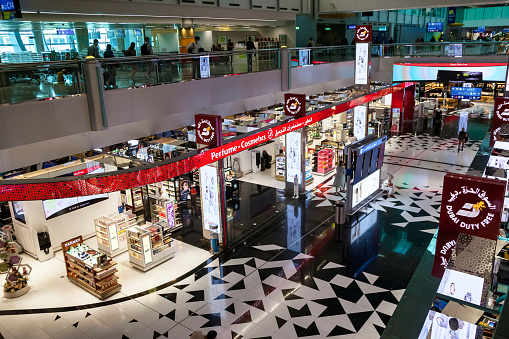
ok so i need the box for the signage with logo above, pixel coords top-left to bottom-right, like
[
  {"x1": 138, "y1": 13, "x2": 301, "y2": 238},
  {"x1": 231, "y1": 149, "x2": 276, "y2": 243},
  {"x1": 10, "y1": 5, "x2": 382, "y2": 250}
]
[
  {"x1": 355, "y1": 43, "x2": 369, "y2": 85},
  {"x1": 61, "y1": 236, "x2": 83, "y2": 252},
  {"x1": 0, "y1": 0, "x2": 14, "y2": 11},
  {"x1": 200, "y1": 55, "x2": 210, "y2": 78},
  {"x1": 427, "y1": 22, "x2": 443, "y2": 32},
  {"x1": 195, "y1": 114, "x2": 222, "y2": 147},
  {"x1": 134, "y1": 29, "x2": 142, "y2": 36},
  {"x1": 284, "y1": 93, "x2": 306, "y2": 118},
  {"x1": 57, "y1": 29, "x2": 75, "y2": 35},
  {"x1": 446, "y1": 44, "x2": 462, "y2": 58},
  {"x1": 447, "y1": 7, "x2": 456, "y2": 24},
  {"x1": 493, "y1": 97, "x2": 509, "y2": 123},
  {"x1": 432, "y1": 173, "x2": 505, "y2": 277},
  {"x1": 166, "y1": 201, "x2": 175, "y2": 228},
  {"x1": 355, "y1": 25, "x2": 372, "y2": 42},
  {"x1": 286, "y1": 131, "x2": 302, "y2": 184},
  {"x1": 116, "y1": 30, "x2": 124, "y2": 38},
  {"x1": 347, "y1": 25, "x2": 356, "y2": 30}
]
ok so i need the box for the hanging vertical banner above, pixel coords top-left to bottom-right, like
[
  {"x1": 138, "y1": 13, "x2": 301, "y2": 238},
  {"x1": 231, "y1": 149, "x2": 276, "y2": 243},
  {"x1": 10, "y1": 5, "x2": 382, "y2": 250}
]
[
  {"x1": 284, "y1": 93, "x2": 307, "y2": 118},
  {"x1": 195, "y1": 114, "x2": 222, "y2": 146},
  {"x1": 200, "y1": 55, "x2": 210, "y2": 78},
  {"x1": 355, "y1": 25, "x2": 372, "y2": 42},
  {"x1": 447, "y1": 7, "x2": 457, "y2": 24},
  {"x1": 431, "y1": 173, "x2": 505, "y2": 278},
  {"x1": 353, "y1": 106, "x2": 367, "y2": 139},
  {"x1": 355, "y1": 43, "x2": 369, "y2": 85},
  {"x1": 299, "y1": 49, "x2": 310, "y2": 66}
]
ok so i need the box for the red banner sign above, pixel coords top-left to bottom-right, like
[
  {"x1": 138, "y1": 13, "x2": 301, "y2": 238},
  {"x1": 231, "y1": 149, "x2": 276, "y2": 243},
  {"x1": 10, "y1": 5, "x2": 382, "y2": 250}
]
[
  {"x1": 284, "y1": 93, "x2": 306, "y2": 118},
  {"x1": 432, "y1": 173, "x2": 505, "y2": 278},
  {"x1": 195, "y1": 114, "x2": 222, "y2": 147},
  {"x1": 355, "y1": 25, "x2": 372, "y2": 43},
  {"x1": 0, "y1": 82, "x2": 415, "y2": 201}
]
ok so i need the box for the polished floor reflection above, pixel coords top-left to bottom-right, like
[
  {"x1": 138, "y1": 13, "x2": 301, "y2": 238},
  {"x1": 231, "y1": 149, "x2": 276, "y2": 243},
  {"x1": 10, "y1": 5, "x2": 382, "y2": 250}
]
[{"x1": 0, "y1": 133, "x2": 481, "y2": 339}]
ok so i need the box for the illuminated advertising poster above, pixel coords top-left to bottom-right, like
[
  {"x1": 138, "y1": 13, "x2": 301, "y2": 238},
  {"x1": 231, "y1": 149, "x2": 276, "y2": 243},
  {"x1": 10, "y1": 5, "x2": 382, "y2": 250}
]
[
  {"x1": 450, "y1": 87, "x2": 481, "y2": 100},
  {"x1": 200, "y1": 56, "x2": 210, "y2": 78},
  {"x1": 393, "y1": 63, "x2": 505, "y2": 82},
  {"x1": 355, "y1": 43, "x2": 369, "y2": 85},
  {"x1": 459, "y1": 111, "x2": 468, "y2": 133},
  {"x1": 437, "y1": 269, "x2": 483, "y2": 305},
  {"x1": 446, "y1": 44, "x2": 462, "y2": 57},
  {"x1": 286, "y1": 132, "x2": 302, "y2": 184},
  {"x1": 142, "y1": 234, "x2": 152, "y2": 264},
  {"x1": 391, "y1": 108, "x2": 401, "y2": 132},
  {"x1": 199, "y1": 165, "x2": 221, "y2": 233},
  {"x1": 353, "y1": 106, "x2": 366, "y2": 140},
  {"x1": 430, "y1": 313, "x2": 477, "y2": 339},
  {"x1": 505, "y1": 65, "x2": 509, "y2": 93},
  {"x1": 166, "y1": 201, "x2": 175, "y2": 228},
  {"x1": 287, "y1": 204, "x2": 302, "y2": 253},
  {"x1": 299, "y1": 49, "x2": 310, "y2": 66},
  {"x1": 493, "y1": 97, "x2": 509, "y2": 124},
  {"x1": 351, "y1": 169, "x2": 380, "y2": 209}
]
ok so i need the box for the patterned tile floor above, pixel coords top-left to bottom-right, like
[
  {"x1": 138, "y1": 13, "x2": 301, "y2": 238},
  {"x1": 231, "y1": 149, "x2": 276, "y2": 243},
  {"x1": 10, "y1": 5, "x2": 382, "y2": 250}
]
[{"x1": 0, "y1": 133, "x2": 482, "y2": 339}]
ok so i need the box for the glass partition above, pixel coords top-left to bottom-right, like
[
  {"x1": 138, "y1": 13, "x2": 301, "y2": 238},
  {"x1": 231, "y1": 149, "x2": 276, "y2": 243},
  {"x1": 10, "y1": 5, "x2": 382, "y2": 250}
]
[{"x1": 0, "y1": 60, "x2": 83, "y2": 104}]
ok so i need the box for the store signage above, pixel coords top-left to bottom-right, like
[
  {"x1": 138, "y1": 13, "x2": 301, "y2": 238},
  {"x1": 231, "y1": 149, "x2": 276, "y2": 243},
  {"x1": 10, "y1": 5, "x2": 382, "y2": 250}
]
[
  {"x1": 166, "y1": 201, "x2": 175, "y2": 228},
  {"x1": 134, "y1": 29, "x2": 142, "y2": 36},
  {"x1": 62, "y1": 236, "x2": 83, "y2": 252},
  {"x1": 348, "y1": 25, "x2": 356, "y2": 30},
  {"x1": 0, "y1": 0, "x2": 14, "y2": 11},
  {"x1": 447, "y1": 7, "x2": 456, "y2": 24},
  {"x1": 142, "y1": 234, "x2": 152, "y2": 264},
  {"x1": 494, "y1": 97, "x2": 509, "y2": 123},
  {"x1": 450, "y1": 87, "x2": 481, "y2": 100},
  {"x1": 355, "y1": 43, "x2": 369, "y2": 85},
  {"x1": 353, "y1": 106, "x2": 367, "y2": 139},
  {"x1": 200, "y1": 55, "x2": 210, "y2": 78},
  {"x1": 359, "y1": 135, "x2": 388, "y2": 155},
  {"x1": 284, "y1": 93, "x2": 306, "y2": 118},
  {"x1": 432, "y1": 173, "x2": 505, "y2": 277},
  {"x1": 427, "y1": 22, "x2": 443, "y2": 32},
  {"x1": 116, "y1": 30, "x2": 124, "y2": 38},
  {"x1": 57, "y1": 29, "x2": 75, "y2": 35},
  {"x1": 0, "y1": 82, "x2": 415, "y2": 201},
  {"x1": 474, "y1": 26, "x2": 485, "y2": 33},
  {"x1": 109, "y1": 224, "x2": 119, "y2": 251},
  {"x1": 355, "y1": 25, "x2": 372, "y2": 42},
  {"x1": 195, "y1": 114, "x2": 222, "y2": 147},
  {"x1": 73, "y1": 165, "x2": 102, "y2": 176}
]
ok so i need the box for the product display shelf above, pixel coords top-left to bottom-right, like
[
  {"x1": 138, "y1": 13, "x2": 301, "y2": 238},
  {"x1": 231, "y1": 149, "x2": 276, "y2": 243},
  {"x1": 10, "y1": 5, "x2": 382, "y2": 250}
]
[
  {"x1": 275, "y1": 154, "x2": 286, "y2": 182},
  {"x1": 315, "y1": 149, "x2": 334, "y2": 175},
  {"x1": 127, "y1": 223, "x2": 175, "y2": 271},
  {"x1": 126, "y1": 188, "x2": 144, "y2": 213},
  {"x1": 62, "y1": 236, "x2": 121, "y2": 300},
  {"x1": 305, "y1": 157, "x2": 314, "y2": 185}
]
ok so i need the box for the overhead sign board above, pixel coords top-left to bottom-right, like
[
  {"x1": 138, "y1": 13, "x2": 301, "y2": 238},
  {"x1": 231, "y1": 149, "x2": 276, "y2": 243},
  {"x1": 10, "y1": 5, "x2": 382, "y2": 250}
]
[
  {"x1": 195, "y1": 114, "x2": 222, "y2": 147},
  {"x1": 355, "y1": 25, "x2": 372, "y2": 42},
  {"x1": 284, "y1": 93, "x2": 306, "y2": 118},
  {"x1": 450, "y1": 87, "x2": 481, "y2": 100}
]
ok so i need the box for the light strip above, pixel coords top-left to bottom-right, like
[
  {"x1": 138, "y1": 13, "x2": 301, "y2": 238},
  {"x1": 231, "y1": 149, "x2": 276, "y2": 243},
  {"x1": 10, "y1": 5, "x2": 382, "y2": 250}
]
[{"x1": 23, "y1": 11, "x2": 277, "y2": 22}]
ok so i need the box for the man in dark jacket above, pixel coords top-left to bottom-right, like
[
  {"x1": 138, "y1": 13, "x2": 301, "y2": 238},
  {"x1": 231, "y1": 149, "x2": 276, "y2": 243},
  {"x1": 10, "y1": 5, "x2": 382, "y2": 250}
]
[
  {"x1": 246, "y1": 36, "x2": 256, "y2": 72},
  {"x1": 458, "y1": 127, "x2": 468, "y2": 152}
]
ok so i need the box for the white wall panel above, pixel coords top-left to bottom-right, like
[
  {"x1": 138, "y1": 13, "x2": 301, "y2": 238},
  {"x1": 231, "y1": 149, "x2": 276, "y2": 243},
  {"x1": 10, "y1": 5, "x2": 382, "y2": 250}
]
[
  {"x1": 52, "y1": 96, "x2": 90, "y2": 138},
  {"x1": 252, "y1": 0, "x2": 278, "y2": 10},
  {"x1": 279, "y1": 0, "x2": 301, "y2": 12},
  {"x1": 291, "y1": 61, "x2": 354, "y2": 89},
  {"x1": 0, "y1": 107, "x2": 9, "y2": 150},
  {"x1": 320, "y1": 0, "x2": 508, "y2": 12},
  {"x1": 218, "y1": 0, "x2": 250, "y2": 9}
]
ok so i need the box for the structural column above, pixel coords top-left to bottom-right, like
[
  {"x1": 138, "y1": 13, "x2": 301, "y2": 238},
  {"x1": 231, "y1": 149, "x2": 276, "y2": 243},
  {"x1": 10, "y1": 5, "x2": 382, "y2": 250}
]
[
  {"x1": 390, "y1": 89, "x2": 404, "y2": 134},
  {"x1": 403, "y1": 85, "x2": 416, "y2": 134}
]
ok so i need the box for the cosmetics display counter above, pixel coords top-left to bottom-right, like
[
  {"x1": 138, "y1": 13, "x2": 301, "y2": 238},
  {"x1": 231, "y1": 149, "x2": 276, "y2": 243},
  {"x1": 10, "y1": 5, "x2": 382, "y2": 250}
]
[
  {"x1": 127, "y1": 223, "x2": 175, "y2": 271},
  {"x1": 62, "y1": 236, "x2": 121, "y2": 300},
  {"x1": 275, "y1": 154, "x2": 285, "y2": 182},
  {"x1": 315, "y1": 149, "x2": 334, "y2": 175},
  {"x1": 94, "y1": 212, "x2": 136, "y2": 257}
]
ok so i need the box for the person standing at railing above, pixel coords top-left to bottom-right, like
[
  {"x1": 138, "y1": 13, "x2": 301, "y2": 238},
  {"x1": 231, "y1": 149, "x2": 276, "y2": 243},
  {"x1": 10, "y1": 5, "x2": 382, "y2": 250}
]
[
  {"x1": 187, "y1": 36, "x2": 202, "y2": 79},
  {"x1": 125, "y1": 42, "x2": 138, "y2": 86},
  {"x1": 103, "y1": 44, "x2": 117, "y2": 89},
  {"x1": 227, "y1": 39, "x2": 234, "y2": 65},
  {"x1": 87, "y1": 39, "x2": 100, "y2": 58},
  {"x1": 246, "y1": 36, "x2": 256, "y2": 72},
  {"x1": 141, "y1": 36, "x2": 155, "y2": 81}
]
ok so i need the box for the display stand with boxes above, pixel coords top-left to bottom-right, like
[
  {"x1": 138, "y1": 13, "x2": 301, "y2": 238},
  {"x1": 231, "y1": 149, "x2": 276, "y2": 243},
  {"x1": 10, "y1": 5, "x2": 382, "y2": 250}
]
[
  {"x1": 127, "y1": 223, "x2": 175, "y2": 271},
  {"x1": 94, "y1": 212, "x2": 136, "y2": 257},
  {"x1": 316, "y1": 149, "x2": 334, "y2": 175},
  {"x1": 275, "y1": 154, "x2": 286, "y2": 182},
  {"x1": 61, "y1": 236, "x2": 121, "y2": 300}
]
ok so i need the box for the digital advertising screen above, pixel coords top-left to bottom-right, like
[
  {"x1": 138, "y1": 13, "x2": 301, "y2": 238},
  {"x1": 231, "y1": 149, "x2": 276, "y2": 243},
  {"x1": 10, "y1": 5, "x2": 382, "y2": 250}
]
[
  {"x1": 42, "y1": 167, "x2": 108, "y2": 220},
  {"x1": 199, "y1": 165, "x2": 221, "y2": 233},
  {"x1": 427, "y1": 22, "x2": 443, "y2": 32},
  {"x1": 200, "y1": 56, "x2": 210, "y2": 78},
  {"x1": 286, "y1": 132, "x2": 302, "y2": 184},
  {"x1": 11, "y1": 201, "x2": 25, "y2": 224},
  {"x1": 450, "y1": 87, "x2": 482, "y2": 100},
  {"x1": 0, "y1": 0, "x2": 14, "y2": 11},
  {"x1": 393, "y1": 63, "x2": 505, "y2": 82},
  {"x1": 474, "y1": 26, "x2": 486, "y2": 33},
  {"x1": 352, "y1": 169, "x2": 380, "y2": 209},
  {"x1": 299, "y1": 49, "x2": 310, "y2": 66}
]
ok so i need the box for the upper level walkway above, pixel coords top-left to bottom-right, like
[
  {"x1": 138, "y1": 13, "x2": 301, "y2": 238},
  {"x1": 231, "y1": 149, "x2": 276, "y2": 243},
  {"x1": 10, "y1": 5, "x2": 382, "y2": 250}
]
[{"x1": 0, "y1": 41, "x2": 505, "y2": 173}]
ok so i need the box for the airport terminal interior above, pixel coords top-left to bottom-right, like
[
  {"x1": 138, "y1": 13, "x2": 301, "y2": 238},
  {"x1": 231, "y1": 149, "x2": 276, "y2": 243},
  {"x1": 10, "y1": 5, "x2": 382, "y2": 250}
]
[{"x1": 1, "y1": 0, "x2": 509, "y2": 338}]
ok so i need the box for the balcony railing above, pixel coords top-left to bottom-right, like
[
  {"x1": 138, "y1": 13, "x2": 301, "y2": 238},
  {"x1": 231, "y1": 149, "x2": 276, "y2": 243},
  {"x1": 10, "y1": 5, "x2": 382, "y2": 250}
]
[{"x1": 0, "y1": 41, "x2": 506, "y2": 105}]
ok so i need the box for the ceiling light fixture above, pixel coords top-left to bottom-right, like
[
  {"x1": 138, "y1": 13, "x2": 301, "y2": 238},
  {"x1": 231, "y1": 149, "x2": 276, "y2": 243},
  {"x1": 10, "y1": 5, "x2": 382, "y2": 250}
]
[{"x1": 23, "y1": 11, "x2": 277, "y2": 22}]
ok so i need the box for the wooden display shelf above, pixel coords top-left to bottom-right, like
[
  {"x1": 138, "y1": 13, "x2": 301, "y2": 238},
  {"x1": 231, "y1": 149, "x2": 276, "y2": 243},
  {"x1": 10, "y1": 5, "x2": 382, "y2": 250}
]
[{"x1": 67, "y1": 275, "x2": 122, "y2": 300}]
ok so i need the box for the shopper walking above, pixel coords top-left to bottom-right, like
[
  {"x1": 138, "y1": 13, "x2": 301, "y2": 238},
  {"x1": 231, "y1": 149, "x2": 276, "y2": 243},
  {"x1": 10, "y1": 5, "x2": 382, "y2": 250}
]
[
  {"x1": 187, "y1": 36, "x2": 202, "y2": 79},
  {"x1": 190, "y1": 330, "x2": 217, "y2": 339},
  {"x1": 125, "y1": 42, "x2": 138, "y2": 86},
  {"x1": 246, "y1": 36, "x2": 256, "y2": 72},
  {"x1": 103, "y1": 44, "x2": 117, "y2": 89},
  {"x1": 87, "y1": 39, "x2": 100, "y2": 58},
  {"x1": 458, "y1": 127, "x2": 468, "y2": 152},
  {"x1": 332, "y1": 161, "x2": 346, "y2": 195},
  {"x1": 227, "y1": 39, "x2": 234, "y2": 65},
  {"x1": 141, "y1": 36, "x2": 155, "y2": 81}
]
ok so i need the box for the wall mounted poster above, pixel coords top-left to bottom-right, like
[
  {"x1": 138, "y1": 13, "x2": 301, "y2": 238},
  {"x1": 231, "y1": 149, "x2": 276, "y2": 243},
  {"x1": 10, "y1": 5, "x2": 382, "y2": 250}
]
[
  {"x1": 199, "y1": 165, "x2": 221, "y2": 233},
  {"x1": 286, "y1": 132, "x2": 302, "y2": 184},
  {"x1": 200, "y1": 56, "x2": 210, "y2": 78},
  {"x1": 354, "y1": 106, "x2": 367, "y2": 140},
  {"x1": 166, "y1": 201, "x2": 175, "y2": 228},
  {"x1": 355, "y1": 43, "x2": 369, "y2": 85}
]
